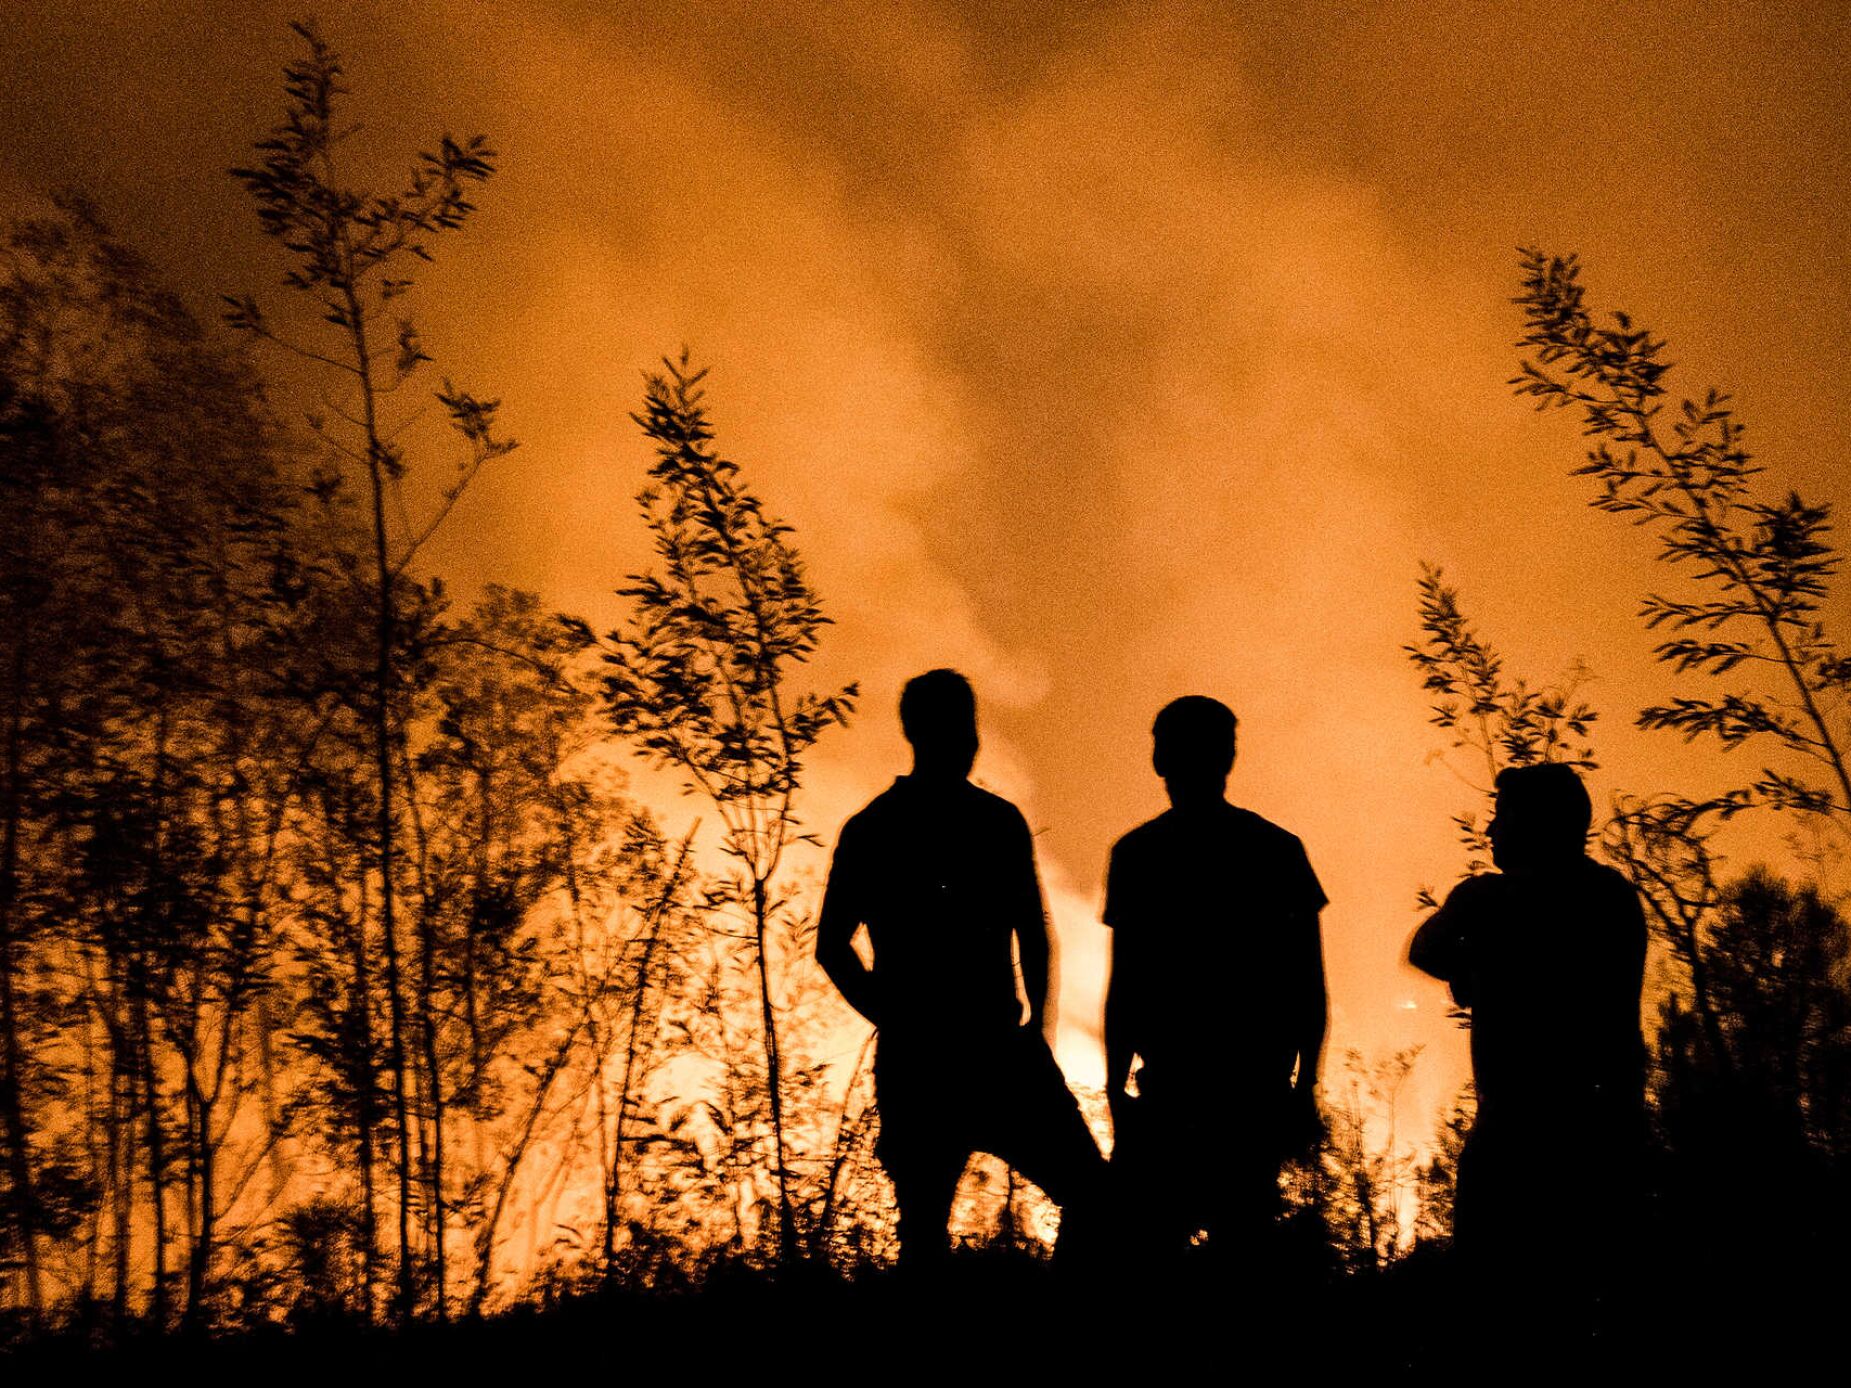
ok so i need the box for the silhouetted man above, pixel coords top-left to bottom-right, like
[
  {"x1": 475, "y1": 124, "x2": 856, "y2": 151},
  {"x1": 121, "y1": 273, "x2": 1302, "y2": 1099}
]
[
  {"x1": 1103, "y1": 696, "x2": 1328, "y2": 1262},
  {"x1": 1407, "y1": 763, "x2": 1646, "y2": 1314},
  {"x1": 816, "y1": 669, "x2": 1106, "y2": 1269}
]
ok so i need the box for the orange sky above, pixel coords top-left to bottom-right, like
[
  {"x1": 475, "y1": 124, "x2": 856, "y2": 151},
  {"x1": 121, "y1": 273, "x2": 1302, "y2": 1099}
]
[{"x1": 3, "y1": 0, "x2": 1847, "y2": 1135}]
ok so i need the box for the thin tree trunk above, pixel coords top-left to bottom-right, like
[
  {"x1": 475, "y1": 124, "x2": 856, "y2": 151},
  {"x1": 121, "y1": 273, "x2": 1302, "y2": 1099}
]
[
  {"x1": 180, "y1": 1058, "x2": 199, "y2": 1309},
  {"x1": 184, "y1": 975, "x2": 243, "y2": 1332},
  {"x1": 419, "y1": 741, "x2": 459, "y2": 1322},
  {"x1": 185, "y1": 1080, "x2": 214, "y2": 1328},
  {"x1": 134, "y1": 982, "x2": 171, "y2": 1325},
  {"x1": 817, "y1": 1030, "x2": 874, "y2": 1254},
  {"x1": 393, "y1": 733, "x2": 447, "y2": 1322},
  {"x1": 77, "y1": 973, "x2": 104, "y2": 1302},
  {"x1": 418, "y1": 962, "x2": 445, "y2": 1320},
  {"x1": 412, "y1": 839, "x2": 446, "y2": 1322},
  {"x1": 603, "y1": 832, "x2": 695, "y2": 1273},
  {"x1": 751, "y1": 877, "x2": 796, "y2": 1264},
  {"x1": 342, "y1": 825, "x2": 379, "y2": 1321},
  {"x1": 469, "y1": 1018, "x2": 582, "y2": 1315},
  {"x1": 94, "y1": 956, "x2": 135, "y2": 1323},
  {"x1": 0, "y1": 637, "x2": 43, "y2": 1325},
  {"x1": 372, "y1": 564, "x2": 415, "y2": 1326},
  {"x1": 142, "y1": 697, "x2": 178, "y2": 1326},
  {"x1": 254, "y1": 988, "x2": 292, "y2": 1210},
  {"x1": 110, "y1": 1024, "x2": 132, "y2": 1325},
  {"x1": 346, "y1": 271, "x2": 419, "y2": 1325}
]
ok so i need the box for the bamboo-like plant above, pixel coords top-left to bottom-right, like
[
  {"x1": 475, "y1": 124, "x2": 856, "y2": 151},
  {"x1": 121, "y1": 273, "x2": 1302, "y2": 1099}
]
[
  {"x1": 228, "y1": 21, "x2": 514, "y2": 1322},
  {"x1": 590, "y1": 352, "x2": 857, "y2": 1265}
]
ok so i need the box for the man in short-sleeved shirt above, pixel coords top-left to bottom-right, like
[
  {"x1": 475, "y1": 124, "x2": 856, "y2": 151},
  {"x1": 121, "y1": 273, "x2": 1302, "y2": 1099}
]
[
  {"x1": 816, "y1": 669, "x2": 1106, "y2": 1269},
  {"x1": 1103, "y1": 696, "x2": 1328, "y2": 1257}
]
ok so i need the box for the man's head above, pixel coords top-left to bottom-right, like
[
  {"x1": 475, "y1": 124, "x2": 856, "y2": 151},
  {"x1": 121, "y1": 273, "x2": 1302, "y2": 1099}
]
[
  {"x1": 900, "y1": 668, "x2": 978, "y2": 781},
  {"x1": 1488, "y1": 762, "x2": 1593, "y2": 871},
  {"x1": 1151, "y1": 696, "x2": 1237, "y2": 806}
]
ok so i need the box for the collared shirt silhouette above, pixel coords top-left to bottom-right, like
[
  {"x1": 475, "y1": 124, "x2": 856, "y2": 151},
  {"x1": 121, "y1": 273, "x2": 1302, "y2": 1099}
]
[
  {"x1": 1102, "y1": 696, "x2": 1328, "y2": 1257},
  {"x1": 1408, "y1": 762, "x2": 1646, "y2": 1283},
  {"x1": 816, "y1": 669, "x2": 1104, "y2": 1268}
]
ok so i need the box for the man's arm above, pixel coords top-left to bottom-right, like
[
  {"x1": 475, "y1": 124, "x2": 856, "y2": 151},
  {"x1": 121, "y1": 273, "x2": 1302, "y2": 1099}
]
[
  {"x1": 1408, "y1": 888, "x2": 1469, "y2": 982},
  {"x1": 1101, "y1": 841, "x2": 1137, "y2": 1127},
  {"x1": 1012, "y1": 813, "x2": 1054, "y2": 1037},
  {"x1": 815, "y1": 827, "x2": 882, "y2": 1026},
  {"x1": 1103, "y1": 930, "x2": 1137, "y2": 1128},
  {"x1": 1408, "y1": 876, "x2": 1488, "y2": 1010},
  {"x1": 1602, "y1": 877, "x2": 1650, "y2": 1099},
  {"x1": 1280, "y1": 841, "x2": 1330, "y2": 1154},
  {"x1": 1291, "y1": 906, "x2": 1328, "y2": 1103}
]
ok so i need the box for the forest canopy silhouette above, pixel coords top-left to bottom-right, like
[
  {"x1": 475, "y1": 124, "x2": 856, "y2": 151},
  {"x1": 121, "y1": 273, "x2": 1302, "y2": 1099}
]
[{"x1": 2, "y1": 15, "x2": 1848, "y2": 1372}]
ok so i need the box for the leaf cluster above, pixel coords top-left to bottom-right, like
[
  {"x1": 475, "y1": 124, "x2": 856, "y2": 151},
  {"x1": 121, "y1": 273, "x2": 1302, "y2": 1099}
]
[
  {"x1": 224, "y1": 20, "x2": 512, "y2": 522},
  {"x1": 1405, "y1": 563, "x2": 1598, "y2": 902},
  {"x1": 228, "y1": 22, "x2": 494, "y2": 305},
  {"x1": 596, "y1": 352, "x2": 857, "y2": 877}
]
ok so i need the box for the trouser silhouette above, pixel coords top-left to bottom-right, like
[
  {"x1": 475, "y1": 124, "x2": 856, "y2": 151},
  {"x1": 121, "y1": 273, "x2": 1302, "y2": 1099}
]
[
  {"x1": 1455, "y1": 1104, "x2": 1645, "y2": 1326},
  {"x1": 1108, "y1": 1083, "x2": 1286, "y2": 1264},
  {"x1": 875, "y1": 1027, "x2": 1107, "y2": 1268}
]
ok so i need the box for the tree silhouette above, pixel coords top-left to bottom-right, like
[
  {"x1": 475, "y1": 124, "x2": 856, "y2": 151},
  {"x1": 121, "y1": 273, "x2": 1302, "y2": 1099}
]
[
  {"x1": 227, "y1": 21, "x2": 513, "y2": 1323},
  {"x1": 0, "y1": 191, "x2": 323, "y2": 1331},
  {"x1": 0, "y1": 23, "x2": 943, "y2": 1345},
  {"x1": 1284, "y1": 1048, "x2": 1423, "y2": 1273},
  {"x1": 591, "y1": 352, "x2": 857, "y2": 1265},
  {"x1": 1413, "y1": 1084, "x2": 1474, "y2": 1246},
  {"x1": 1514, "y1": 249, "x2": 1850, "y2": 837},
  {"x1": 1643, "y1": 868, "x2": 1851, "y2": 1316},
  {"x1": 0, "y1": 373, "x2": 68, "y2": 1331}
]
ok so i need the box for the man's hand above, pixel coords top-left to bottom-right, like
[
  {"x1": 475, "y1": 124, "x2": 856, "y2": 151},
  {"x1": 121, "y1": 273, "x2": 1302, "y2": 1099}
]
[
  {"x1": 1281, "y1": 1083, "x2": 1325, "y2": 1161},
  {"x1": 1107, "y1": 1084, "x2": 1137, "y2": 1147},
  {"x1": 1023, "y1": 1004, "x2": 1058, "y2": 1051},
  {"x1": 815, "y1": 847, "x2": 886, "y2": 1029}
]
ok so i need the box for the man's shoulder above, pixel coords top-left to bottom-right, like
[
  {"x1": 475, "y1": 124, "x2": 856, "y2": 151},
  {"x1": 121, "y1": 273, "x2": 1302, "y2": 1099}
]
[
  {"x1": 1443, "y1": 871, "x2": 1506, "y2": 904},
  {"x1": 837, "y1": 792, "x2": 885, "y2": 835},
  {"x1": 841, "y1": 778, "x2": 1025, "y2": 834},
  {"x1": 1573, "y1": 858, "x2": 1646, "y2": 919},
  {"x1": 1110, "y1": 812, "x2": 1172, "y2": 857},
  {"x1": 963, "y1": 780, "x2": 1029, "y2": 824},
  {"x1": 835, "y1": 784, "x2": 904, "y2": 848},
  {"x1": 1580, "y1": 858, "x2": 1637, "y2": 893},
  {"x1": 1111, "y1": 804, "x2": 1311, "y2": 856},
  {"x1": 1225, "y1": 804, "x2": 1311, "y2": 854}
]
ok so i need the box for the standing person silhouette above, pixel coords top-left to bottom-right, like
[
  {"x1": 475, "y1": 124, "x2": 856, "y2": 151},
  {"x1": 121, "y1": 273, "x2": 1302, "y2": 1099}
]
[
  {"x1": 1102, "y1": 696, "x2": 1328, "y2": 1265},
  {"x1": 815, "y1": 669, "x2": 1106, "y2": 1271},
  {"x1": 1408, "y1": 763, "x2": 1647, "y2": 1324}
]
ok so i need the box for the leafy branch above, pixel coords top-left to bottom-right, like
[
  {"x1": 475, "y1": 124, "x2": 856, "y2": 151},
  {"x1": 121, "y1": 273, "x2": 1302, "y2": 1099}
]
[
  {"x1": 1405, "y1": 563, "x2": 1598, "y2": 904},
  {"x1": 1512, "y1": 249, "x2": 1850, "y2": 827}
]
